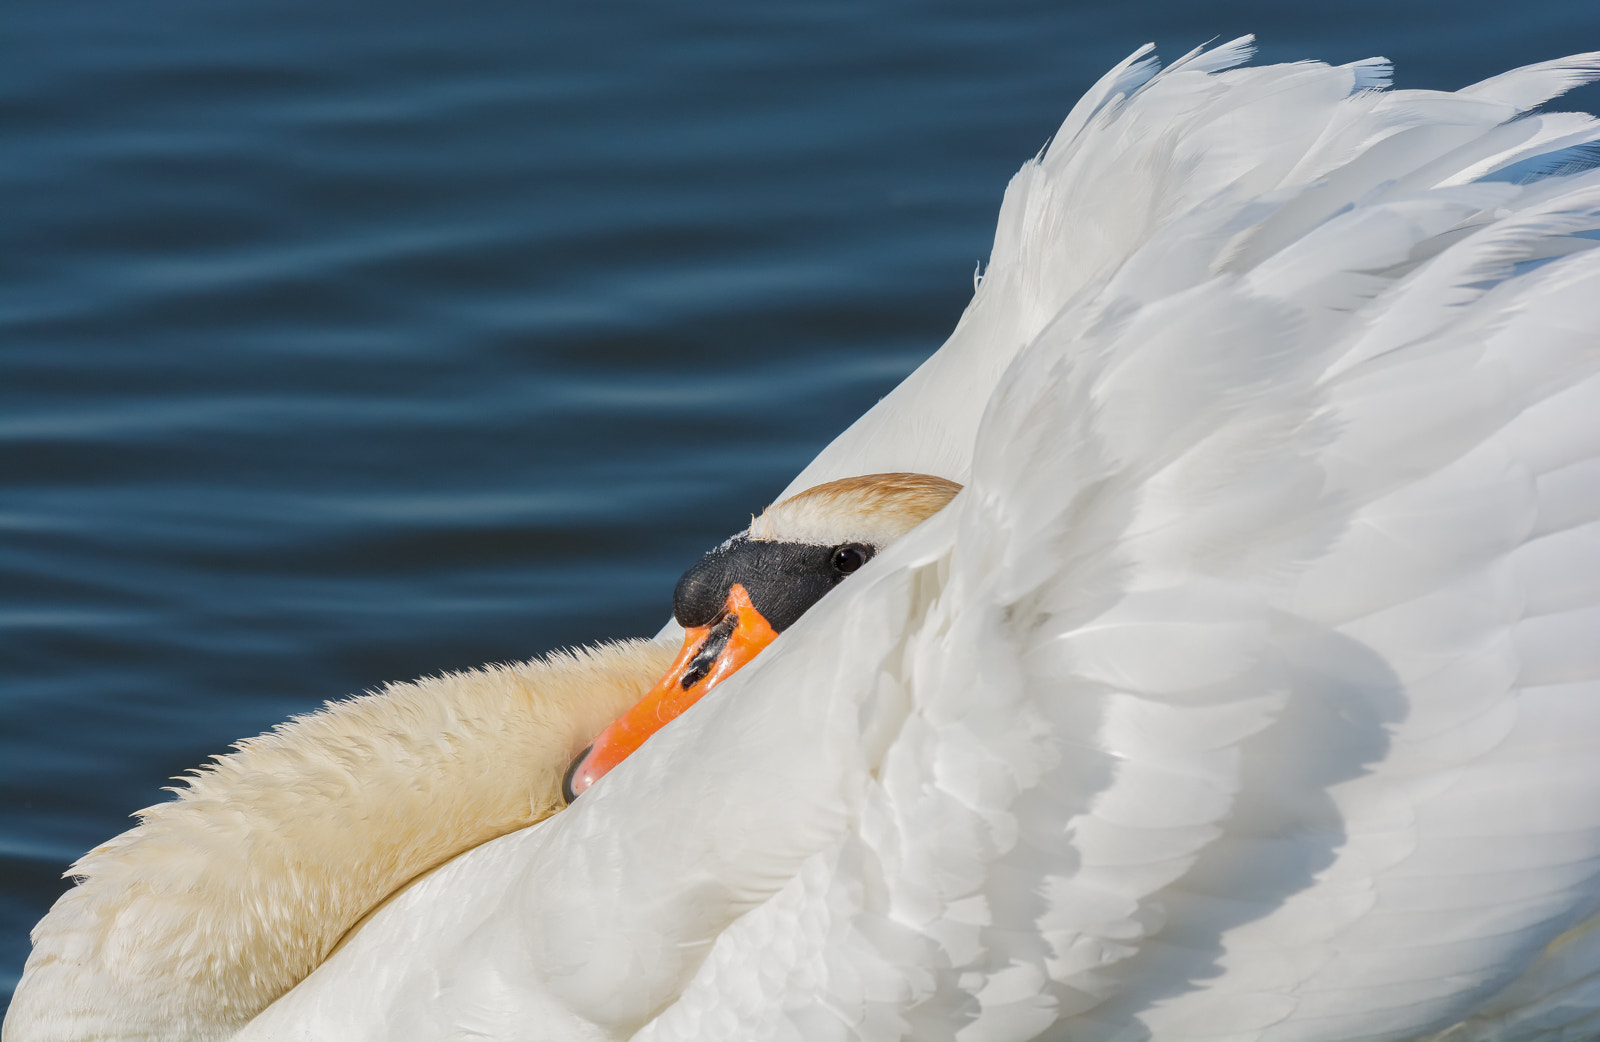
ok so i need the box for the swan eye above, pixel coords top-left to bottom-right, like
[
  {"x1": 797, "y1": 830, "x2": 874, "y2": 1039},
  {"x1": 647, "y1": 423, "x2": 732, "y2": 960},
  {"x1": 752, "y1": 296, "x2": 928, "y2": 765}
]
[{"x1": 831, "y1": 543, "x2": 872, "y2": 575}]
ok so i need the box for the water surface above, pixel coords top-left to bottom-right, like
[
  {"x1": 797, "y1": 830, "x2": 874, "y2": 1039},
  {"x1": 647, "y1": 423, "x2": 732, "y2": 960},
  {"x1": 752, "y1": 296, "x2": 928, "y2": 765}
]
[{"x1": 5, "y1": 0, "x2": 1598, "y2": 1008}]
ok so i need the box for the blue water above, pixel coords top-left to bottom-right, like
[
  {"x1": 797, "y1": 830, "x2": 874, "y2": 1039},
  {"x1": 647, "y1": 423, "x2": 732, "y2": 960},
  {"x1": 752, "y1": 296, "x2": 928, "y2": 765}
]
[{"x1": 5, "y1": 0, "x2": 1598, "y2": 1011}]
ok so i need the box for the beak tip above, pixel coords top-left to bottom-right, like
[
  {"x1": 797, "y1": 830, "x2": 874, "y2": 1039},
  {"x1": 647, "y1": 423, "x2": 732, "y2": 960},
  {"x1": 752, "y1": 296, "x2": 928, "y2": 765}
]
[{"x1": 562, "y1": 745, "x2": 594, "y2": 805}]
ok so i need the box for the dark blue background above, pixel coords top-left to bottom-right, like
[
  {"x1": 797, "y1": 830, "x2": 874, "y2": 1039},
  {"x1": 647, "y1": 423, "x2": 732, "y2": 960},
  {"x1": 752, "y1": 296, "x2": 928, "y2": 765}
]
[{"x1": 5, "y1": 0, "x2": 1598, "y2": 1009}]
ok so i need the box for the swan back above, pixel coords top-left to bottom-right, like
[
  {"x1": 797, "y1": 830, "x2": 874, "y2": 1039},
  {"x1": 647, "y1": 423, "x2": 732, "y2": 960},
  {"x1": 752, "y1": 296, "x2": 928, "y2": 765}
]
[{"x1": 238, "y1": 41, "x2": 1600, "y2": 1042}]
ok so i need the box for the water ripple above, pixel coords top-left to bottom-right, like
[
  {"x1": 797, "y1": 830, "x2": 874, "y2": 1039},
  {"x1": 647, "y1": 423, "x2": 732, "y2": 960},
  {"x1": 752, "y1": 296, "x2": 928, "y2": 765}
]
[{"x1": 6, "y1": 0, "x2": 1599, "y2": 1013}]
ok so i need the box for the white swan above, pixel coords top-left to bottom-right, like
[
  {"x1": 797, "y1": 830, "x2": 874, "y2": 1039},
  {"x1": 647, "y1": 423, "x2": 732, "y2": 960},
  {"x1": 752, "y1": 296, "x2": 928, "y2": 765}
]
[{"x1": 11, "y1": 36, "x2": 1600, "y2": 1041}]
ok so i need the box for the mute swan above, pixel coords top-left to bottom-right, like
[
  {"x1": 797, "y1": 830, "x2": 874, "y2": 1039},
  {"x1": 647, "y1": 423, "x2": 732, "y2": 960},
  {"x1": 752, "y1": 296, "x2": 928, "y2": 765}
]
[{"x1": 12, "y1": 35, "x2": 1600, "y2": 1042}]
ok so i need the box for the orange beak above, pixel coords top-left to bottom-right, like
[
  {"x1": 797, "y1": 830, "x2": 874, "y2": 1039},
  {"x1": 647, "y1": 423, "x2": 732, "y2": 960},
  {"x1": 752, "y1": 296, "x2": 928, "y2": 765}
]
[{"x1": 563, "y1": 583, "x2": 779, "y2": 801}]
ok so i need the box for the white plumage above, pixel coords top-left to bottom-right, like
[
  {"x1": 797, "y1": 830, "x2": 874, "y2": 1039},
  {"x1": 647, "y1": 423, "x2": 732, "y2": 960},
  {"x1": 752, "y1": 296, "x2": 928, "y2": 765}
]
[{"x1": 16, "y1": 37, "x2": 1600, "y2": 1042}]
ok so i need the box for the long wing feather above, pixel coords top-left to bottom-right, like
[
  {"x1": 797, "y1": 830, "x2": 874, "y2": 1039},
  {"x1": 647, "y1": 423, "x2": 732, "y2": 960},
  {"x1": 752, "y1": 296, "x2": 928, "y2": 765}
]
[
  {"x1": 643, "y1": 47, "x2": 1600, "y2": 1042},
  {"x1": 239, "y1": 43, "x2": 1600, "y2": 1042}
]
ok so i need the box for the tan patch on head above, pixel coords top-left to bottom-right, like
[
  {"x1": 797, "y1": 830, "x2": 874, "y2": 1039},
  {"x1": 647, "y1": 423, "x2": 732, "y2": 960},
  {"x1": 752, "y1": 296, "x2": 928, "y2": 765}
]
[{"x1": 750, "y1": 472, "x2": 962, "y2": 548}]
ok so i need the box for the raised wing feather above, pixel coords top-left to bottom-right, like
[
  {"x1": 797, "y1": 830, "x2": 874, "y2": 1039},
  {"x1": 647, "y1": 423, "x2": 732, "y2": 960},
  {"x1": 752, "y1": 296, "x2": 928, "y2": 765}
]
[
  {"x1": 241, "y1": 43, "x2": 1600, "y2": 1042},
  {"x1": 643, "y1": 47, "x2": 1600, "y2": 1042}
]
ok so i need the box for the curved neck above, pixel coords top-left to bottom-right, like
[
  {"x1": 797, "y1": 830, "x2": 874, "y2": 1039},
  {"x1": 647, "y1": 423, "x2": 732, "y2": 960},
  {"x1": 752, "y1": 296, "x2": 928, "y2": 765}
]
[{"x1": 5, "y1": 638, "x2": 675, "y2": 1041}]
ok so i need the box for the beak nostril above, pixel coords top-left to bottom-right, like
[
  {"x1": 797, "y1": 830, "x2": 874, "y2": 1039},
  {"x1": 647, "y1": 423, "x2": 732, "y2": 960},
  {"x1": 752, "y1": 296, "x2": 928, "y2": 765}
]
[
  {"x1": 680, "y1": 612, "x2": 738, "y2": 690},
  {"x1": 568, "y1": 584, "x2": 778, "y2": 796}
]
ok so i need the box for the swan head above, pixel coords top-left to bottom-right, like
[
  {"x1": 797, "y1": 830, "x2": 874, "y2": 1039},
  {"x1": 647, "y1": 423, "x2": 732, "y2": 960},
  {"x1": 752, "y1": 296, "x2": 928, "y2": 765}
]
[{"x1": 564, "y1": 472, "x2": 961, "y2": 800}]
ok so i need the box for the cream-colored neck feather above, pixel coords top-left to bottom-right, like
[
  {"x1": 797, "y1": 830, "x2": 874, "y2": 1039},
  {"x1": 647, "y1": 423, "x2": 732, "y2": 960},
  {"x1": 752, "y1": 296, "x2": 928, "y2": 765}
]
[{"x1": 5, "y1": 639, "x2": 674, "y2": 1042}]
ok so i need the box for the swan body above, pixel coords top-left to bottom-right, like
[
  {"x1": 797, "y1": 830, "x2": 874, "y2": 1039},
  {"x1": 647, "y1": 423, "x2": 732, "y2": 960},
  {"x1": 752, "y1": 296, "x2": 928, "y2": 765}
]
[{"x1": 13, "y1": 36, "x2": 1600, "y2": 1042}]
